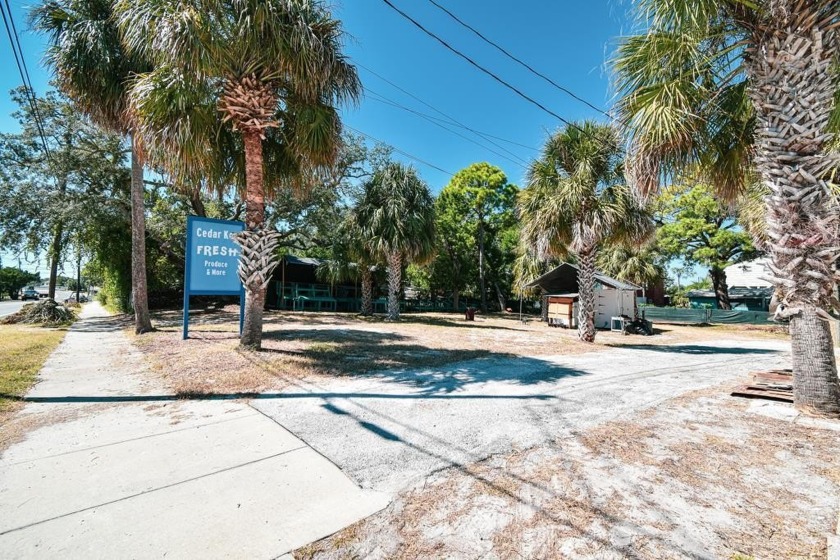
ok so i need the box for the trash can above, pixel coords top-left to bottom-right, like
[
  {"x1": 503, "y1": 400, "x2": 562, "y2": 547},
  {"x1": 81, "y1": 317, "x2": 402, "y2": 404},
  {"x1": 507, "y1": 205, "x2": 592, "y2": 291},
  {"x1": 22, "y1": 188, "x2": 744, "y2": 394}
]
[{"x1": 465, "y1": 307, "x2": 476, "y2": 321}]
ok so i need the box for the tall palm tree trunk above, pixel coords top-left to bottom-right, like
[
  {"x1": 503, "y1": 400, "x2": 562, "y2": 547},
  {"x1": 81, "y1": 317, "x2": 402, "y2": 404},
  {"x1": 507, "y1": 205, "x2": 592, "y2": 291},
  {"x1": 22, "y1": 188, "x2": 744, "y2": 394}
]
[
  {"x1": 387, "y1": 250, "x2": 402, "y2": 321},
  {"x1": 710, "y1": 266, "x2": 731, "y2": 310},
  {"x1": 791, "y1": 307, "x2": 839, "y2": 415},
  {"x1": 47, "y1": 130, "x2": 71, "y2": 302},
  {"x1": 360, "y1": 267, "x2": 373, "y2": 316},
  {"x1": 240, "y1": 129, "x2": 267, "y2": 349},
  {"x1": 47, "y1": 221, "x2": 63, "y2": 300},
  {"x1": 747, "y1": 6, "x2": 840, "y2": 417},
  {"x1": 130, "y1": 137, "x2": 153, "y2": 334},
  {"x1": 577, "y1": 247, "x2": 597, "y2": 342},
  {"x1": 478, "y1": 219, "x2": 488, "y2": 313}
]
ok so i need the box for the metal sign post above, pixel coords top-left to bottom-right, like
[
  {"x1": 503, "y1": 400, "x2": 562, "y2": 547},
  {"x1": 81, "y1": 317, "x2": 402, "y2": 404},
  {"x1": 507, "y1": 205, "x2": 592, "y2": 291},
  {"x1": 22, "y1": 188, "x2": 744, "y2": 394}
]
[{"x1": 183, "y1": 216, "x2": 245, "y2": 339}]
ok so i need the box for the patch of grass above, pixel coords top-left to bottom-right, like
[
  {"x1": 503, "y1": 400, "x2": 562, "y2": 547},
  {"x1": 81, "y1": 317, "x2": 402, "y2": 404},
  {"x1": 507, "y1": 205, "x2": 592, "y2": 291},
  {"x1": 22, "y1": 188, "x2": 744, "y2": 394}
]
[
  {"x1": 306, "y1": 342, "x2": 341, "y2": 354},
  {"x1": 0, "y1": 325, "x2": 66, "y2": 417}
]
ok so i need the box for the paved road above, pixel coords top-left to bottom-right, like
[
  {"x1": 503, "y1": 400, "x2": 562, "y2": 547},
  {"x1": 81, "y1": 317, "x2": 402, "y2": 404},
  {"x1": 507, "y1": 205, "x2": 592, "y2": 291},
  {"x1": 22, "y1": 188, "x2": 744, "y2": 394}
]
[
  {"x1": 0, "y1": 291, "x2": 76, "y2": 318},
  {"x1": 253, "y1": 337, "x2": 790, "y2": 493},
  {"x1": 0, "y1": 303, "x2": 387, "y2": 559},
  {"x1": 0, "y1": 300, "x2": 25, "y2": 318}
]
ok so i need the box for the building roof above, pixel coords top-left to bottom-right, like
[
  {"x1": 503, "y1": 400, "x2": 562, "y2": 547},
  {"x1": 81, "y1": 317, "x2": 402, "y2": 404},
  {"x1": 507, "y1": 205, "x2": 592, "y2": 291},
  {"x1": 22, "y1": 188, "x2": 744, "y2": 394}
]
[
  {"x1": 526, "y1": 263, "x2": 640, "y2": 293},
  {"x1": 724, "y1": 258, "x2": 773, "y2": 288},
  {"x1": 283, "y1": 255, "x2": 324, "y2": 267}
]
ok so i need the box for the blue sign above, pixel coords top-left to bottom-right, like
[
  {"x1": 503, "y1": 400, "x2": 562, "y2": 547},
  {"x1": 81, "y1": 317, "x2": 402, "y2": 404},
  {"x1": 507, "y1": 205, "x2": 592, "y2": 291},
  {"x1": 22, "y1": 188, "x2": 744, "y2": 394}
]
[
  {"x1": 183, "y1": 216, "x2": 245, "y2": 339},
  {"x1": 186, "y1": 216, "x2": 244, "y2": 294}
]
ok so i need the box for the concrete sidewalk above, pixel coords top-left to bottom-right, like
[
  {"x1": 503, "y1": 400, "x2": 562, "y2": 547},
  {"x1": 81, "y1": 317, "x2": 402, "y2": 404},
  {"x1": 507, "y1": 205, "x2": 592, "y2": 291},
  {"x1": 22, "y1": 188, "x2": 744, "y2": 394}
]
[{"x1": 0, "y1": 303, "x2": 388, "y2": 559}]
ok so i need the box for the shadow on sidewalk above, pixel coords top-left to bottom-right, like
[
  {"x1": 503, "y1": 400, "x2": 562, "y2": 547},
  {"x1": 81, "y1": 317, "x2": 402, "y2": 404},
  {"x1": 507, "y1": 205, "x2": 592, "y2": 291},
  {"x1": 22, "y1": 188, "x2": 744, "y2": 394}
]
[
  {"x1": 604, "y1": 343, "x2": 780, "y2": 355},
  {"x1": 72, "y1": 314, "x2": 134, "y2": 333}
]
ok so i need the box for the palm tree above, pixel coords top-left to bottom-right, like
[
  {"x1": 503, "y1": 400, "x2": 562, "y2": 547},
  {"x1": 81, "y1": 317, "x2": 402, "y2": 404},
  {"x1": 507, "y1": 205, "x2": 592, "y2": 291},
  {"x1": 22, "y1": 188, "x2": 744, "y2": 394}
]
[
  {"x1": 356, "y1": 163, "x2": 435, "y2": 321},
  {"x1": 597, "y1": 242, "x2": 665, "y2": 293},
  {"x1": 348, "y1": 218, "x2": 379, "y2": 317},
  {"x1": 614, "y1": 0, "x2": 840, "y2": 416},
  {"x1": 33, "y1": 0, "x2": 154, "y2": 334},
  {"x1": 519, "y1": 121, "x2": 653, "y2": 342},
  {"x1": 318, "y1": 213, "x2": 378, "y2": 316},
  {"x1": 115, "y1": 0, "x2": 361, "y2": 349}
]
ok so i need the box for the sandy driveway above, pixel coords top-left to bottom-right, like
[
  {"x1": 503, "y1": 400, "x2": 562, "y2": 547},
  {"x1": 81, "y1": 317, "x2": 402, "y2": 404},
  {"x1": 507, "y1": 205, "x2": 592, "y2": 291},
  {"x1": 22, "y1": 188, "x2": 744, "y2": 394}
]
[{"x1": 252, "y1": 337, "x2": 790, "y2": 493}]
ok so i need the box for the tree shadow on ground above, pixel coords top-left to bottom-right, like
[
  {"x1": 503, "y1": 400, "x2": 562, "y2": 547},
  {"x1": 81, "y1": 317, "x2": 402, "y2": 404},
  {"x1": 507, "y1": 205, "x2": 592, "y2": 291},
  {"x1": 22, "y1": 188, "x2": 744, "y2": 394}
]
[
  {"x1": 371, "y1": 355, "x2": 589, "y2": 395},
  {"x1": 139, "y1": 308, "x2": 591, "y2": 395},
  {"x1": 305, "y1": 400, "x2": 711, "y2": 560},
  {"x1": 246, "y1": 328, "x2": 589, "y2": 395},
  {"x1": 4, "y1": 391, "x2": 557, "y2": 404},
  {"x1": 264, "y1": 328, "x2": 408, "y2": 343},
  {"x1": 158, "y1": 306, "x2": 533, "y2": 330},
  {"x1": 152, "y1": 307, "x2": 240, "y2": 330},
  {"x1": 390, "y1": 314, "x2": 524, "y2": 331},
  {"x1": 72, "y1": 314, "x2": 134, "y2": 332},
  {"x1": 604, "y1": 343, "x2": 780, "y2": 355}
]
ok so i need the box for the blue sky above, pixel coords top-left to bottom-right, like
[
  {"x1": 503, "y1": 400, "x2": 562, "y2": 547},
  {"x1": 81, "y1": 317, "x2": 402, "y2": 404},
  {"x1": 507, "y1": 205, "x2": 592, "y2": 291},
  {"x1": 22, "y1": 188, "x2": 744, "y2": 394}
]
[
  {"x1": 337, "y1": 0, "x2": 632, "y2": 189},
  {"x1": 1, "y1": 0, "x2": 632, "y2": 190},
  {"x1": 1, "y1": 0, "x2": 662, "y2": 277}
]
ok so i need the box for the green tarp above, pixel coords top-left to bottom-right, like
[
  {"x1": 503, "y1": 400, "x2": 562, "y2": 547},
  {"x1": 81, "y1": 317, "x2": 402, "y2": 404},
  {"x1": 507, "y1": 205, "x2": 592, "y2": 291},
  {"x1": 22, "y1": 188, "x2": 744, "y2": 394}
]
[
  {"x1": 708, "y1": 309, "x2": 773, "y2": 325},
  {"x1": 641, "y1": 307, "x2": 774, "y2": 325}
]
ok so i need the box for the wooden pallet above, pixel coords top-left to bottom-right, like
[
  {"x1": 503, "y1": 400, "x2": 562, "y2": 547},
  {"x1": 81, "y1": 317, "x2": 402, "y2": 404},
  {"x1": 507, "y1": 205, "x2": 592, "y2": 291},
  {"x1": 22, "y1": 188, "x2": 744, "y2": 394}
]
[{"x1": 732, "y1": 369, "x2": 794, "y2": 403}]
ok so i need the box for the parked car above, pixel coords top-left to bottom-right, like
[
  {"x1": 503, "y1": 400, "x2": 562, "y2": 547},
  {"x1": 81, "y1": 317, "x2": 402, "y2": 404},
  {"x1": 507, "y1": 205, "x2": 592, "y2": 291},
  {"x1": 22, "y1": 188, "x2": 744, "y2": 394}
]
[{"x1": 21, "y1": 289, "x2": 40, "y2": 301}]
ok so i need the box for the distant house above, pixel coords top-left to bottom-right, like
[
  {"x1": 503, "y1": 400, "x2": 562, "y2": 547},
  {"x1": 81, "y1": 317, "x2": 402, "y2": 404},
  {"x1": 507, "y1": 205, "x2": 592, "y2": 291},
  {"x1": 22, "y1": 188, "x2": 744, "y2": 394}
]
[
  {"x1": 725, "y1": 258, "x2": 773, "y2": 288},
  {"x1": 269, "y1": 255, "x2": 362, "y2": 311},
  {"x1": 526, "y1": 263, "x2": 640, "y2": 329},
  {"x1": 686, "y1": 286, "x2": 774, "y2": 311},
  {"x1": 685, "y1": 257, "x2": 774, "y2": 311}
]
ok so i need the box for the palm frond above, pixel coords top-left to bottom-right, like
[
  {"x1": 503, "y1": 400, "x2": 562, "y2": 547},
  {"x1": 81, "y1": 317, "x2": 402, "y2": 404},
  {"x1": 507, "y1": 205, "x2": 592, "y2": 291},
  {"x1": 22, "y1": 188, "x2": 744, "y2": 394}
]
[
  {"x1": 519, "y1": 121, "x2": 652, "y2": 260},
  {"x1": 31, "y1": 0, "x2": 149, "y2": 134},
  {"x1": 355, "y1": 162, "x2": 436, "y2": 264}
]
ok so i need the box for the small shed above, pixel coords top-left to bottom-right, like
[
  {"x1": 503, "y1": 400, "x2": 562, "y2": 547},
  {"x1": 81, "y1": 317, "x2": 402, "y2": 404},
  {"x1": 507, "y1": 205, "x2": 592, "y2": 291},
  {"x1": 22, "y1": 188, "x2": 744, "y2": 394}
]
[{"x1": 527, "y1": 263, "x2": 640, "y2": 329}]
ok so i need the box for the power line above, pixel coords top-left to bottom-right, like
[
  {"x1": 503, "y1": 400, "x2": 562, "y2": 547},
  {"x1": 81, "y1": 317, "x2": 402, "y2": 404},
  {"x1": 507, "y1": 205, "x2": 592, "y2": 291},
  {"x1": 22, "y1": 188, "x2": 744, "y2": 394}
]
[
  {"x1": 364, "y1": 85, "x2": 533, "y2": 164},
  {"x1": 364, "y1": 86, "x2": 530, "y2": 169},
  {"x1": 380, "y1": 0, "x2": 577, "y2": 129},
  {"x1": 379, "y1": 0, "x2": 621, "y2": 154},
  {"x1": 345, "y1": 125, "x2": 455, "y2": 177},
  {"x1": 0, "y1": 0, "x2": 52, "y2": 163},
  {"x1": 367, "y1": 91, "x2": 527, "y2": 168},
  {"x1": 358, "y1": 62, "x2": 537, "y2": 151},
  {"x1": 424, "y1": 0, "x2": 610, "y2": 117}
]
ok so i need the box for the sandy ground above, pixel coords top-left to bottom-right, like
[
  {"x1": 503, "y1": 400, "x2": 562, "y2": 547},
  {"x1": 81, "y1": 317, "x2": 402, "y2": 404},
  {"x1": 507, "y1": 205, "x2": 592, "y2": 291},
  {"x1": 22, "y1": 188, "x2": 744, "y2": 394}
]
[
  {"x1": 247, "y1": 336, "x2": 789, "y2": 493},
  {"x1": 127, "y1": 307, "x2": 840, "y2": 558},
  {"x1": 135, "y1": 307, "x2": 789, "y2": 396},
  {"x1": 297, "y1": 387, "x2": 840, "y2": 559}
]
